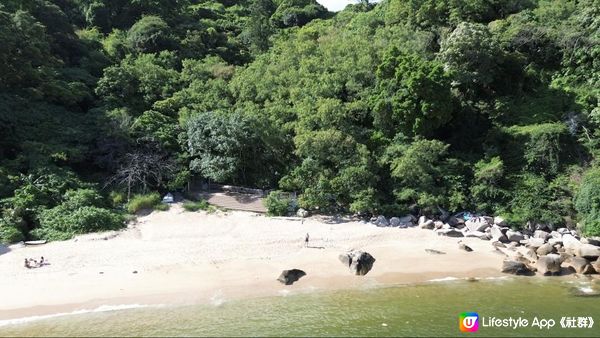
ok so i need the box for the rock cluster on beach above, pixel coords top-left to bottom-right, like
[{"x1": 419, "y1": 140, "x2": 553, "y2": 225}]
[{"x1": 371, "y1": 213, "x2": 600, "y2": 277}]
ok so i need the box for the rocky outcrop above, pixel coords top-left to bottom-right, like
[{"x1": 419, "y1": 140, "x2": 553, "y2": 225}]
[
  {"x1": 490, "y1": 225, "x2": 509, "y2": 243},
  {"x1": 339, "y1": 250, "x2": 376, "y2": 276},
  {"x1": 465, "y1": 217, "x2": 490, "y2": 232},
  {"x1": 506, "y1": 230, "x2": 524, "y2": 242},
  {"x1": 562, "y1": 234, "x2": 581, "y2": 254},
  {"x1": 564, "y1": 257, "x2": 596, "y2": 274},
  {"x1": 576, "y1": 244, "x2": 600, "y2": 260},
  {"x1": 277, "y1": 269, "x2": 306, "y2": 285},
  {"x1": 501, "y1": 260, "x2": 535, "y2": 275},
  {"x1": 372, "y1": 215, "x2": 389, "y2": 227},
  {"x1": 536, "y1": 254, "x2": 562, "y2": 275},
  {"x1": 493, "y1": 216, "x2": 507, "y2": 226},
  {"x1": 435, "y1": 229, "x2": 464, "y2": 237},
  {"x1": 536, "y1": 243, "x2": 555, "y2": 256}
]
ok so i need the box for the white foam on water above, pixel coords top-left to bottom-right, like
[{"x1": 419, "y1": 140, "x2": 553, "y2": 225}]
[
  {"x1": 0, "y1": 304, "x2": 159, "y2": 327},
  {"x1": 278, "y1": 289, "x2": 291, "y2": 297},
  {"x1": 209, "y1": 290, "x2": 226, "y2": 307},
  {"x1": 483, "y1": 276, "x2": 510, "y2": 281},
  {"x1": 427, "y1": 276, "x2": 460, "y2": 282},
  {"x1": 578, "y1": 286, "x2": 594, "y2": 294}
]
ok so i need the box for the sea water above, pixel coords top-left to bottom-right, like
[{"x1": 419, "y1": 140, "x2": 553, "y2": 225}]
[{"x1": 1, "y1": 278, "x2": 599, "y2": 337}]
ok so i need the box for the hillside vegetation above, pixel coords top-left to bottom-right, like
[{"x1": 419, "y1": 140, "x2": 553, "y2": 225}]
[{"x1": 1, "y1": 0, "x2": 599, "y2": 242}]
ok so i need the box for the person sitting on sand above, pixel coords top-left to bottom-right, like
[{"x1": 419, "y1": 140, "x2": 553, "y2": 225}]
[
  {"x1": 24, "y1": 258, "x2": 31, "y2": 269},
  {"x1": 39, "y1": 256, "x2": 44, "y2": 266}
]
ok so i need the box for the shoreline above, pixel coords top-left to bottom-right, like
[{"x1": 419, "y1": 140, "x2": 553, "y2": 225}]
[{"x1": 0, "y1": 205, "x2": 594, "y2": 323}]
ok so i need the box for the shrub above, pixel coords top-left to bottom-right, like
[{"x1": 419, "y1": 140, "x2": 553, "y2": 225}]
[
  {"x1": 154, "y1": 203, "x2": 170, "y2": 211},
  {"x1": 63, "y1": 189, "x2": 104, "y2": 209},
  {"x1": 126, "y1": 193, "x2": 161, "y2": 214},
  {"x1": 265, "y1": 191, "x2": 292, "y2": 216},
  {"x1": 109, "y1": 191, "x2": 126, "y2": 207},
  {"x1": 575, "y1": 167, "x2": 600, "y2": 236},
  {"x1": 34, "y1": 206, "x2": 125, "y2": 241},
  {"x1": 0, "y1": 223, "x2": 25, "y2": 243},
  {"x1": 182, "y1": 199, "x2": 210, "y2": 212}
]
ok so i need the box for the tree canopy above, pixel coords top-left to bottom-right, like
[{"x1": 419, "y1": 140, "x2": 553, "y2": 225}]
[{"x1": 2, "y1": 0, "x2": 600, "y2": 242}]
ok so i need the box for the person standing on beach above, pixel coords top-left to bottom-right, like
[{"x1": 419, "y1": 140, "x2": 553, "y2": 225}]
[{"x1": 304, "y1": 233, "x2": 310, "y2": 247}]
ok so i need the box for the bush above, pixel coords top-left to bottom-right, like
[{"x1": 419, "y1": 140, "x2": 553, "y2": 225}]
[
  {"x1": 109, "y1": 191, "x2": 126, "y2": 207},
  {"x1": 34, "y1": 206, "x2": 125, "y2": 241},
  {"x1": 575, "y1": 167, "x2": 600, "y2": 236},
  {"x1": 265, "y1": 191, "x2": 292, "y2": 216},
  {"x1": 182, "y1": 199, "x2": 210, "y2": 212},
  {"x1": 63, "y1": 189, "x2": 104, "y2": 209},
  {"x1": 126, "y1": 193, "x2": 161, "y2": 214},
  {"x1": 0, "y1": 223, "x2": 25, "y2": 244},
  {"x1": 154, "y1": 203, "x2": 170, "y2": 211}
]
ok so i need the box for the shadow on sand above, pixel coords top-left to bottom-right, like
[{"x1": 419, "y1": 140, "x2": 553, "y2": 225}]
[{"x1": 0, "y1": 244, "x2": 10, "y2": 256}]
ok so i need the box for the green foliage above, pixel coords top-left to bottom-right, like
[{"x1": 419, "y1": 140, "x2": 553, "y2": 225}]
[
  {"x1": 34, "y1": 206, "x2": 124, "y2": 241},
  {"x1": 375, "y1": 48, "x2": 454, "y2": 136},
  {"x1": 27, "y1": 188, "x2": 124, "y2": 241},
  {"x1": 127, "y1": 15, "x2": 174, "y2": 53},
  {"x1": 385, "y1": 138, "x2": 466, "y2": 214},
  {"x1": 0, "y1": 223, "x2": 25, "y2": 244},
  {"x1": 2, "y1": 0, "x2": 599, "y2": 230},
  {"x1": 182, "y1": 199, "x2": 211, "y2": 212},
  {"x1": 503, "y1": 173, "x2": 571, "y2": 227},
  {"x1": 470, "y1": 156, "x2": 508, "y2": 213},
  {"x1": 126, "y1": 193, "x2": 161, "y2": 214},
  {"x1": 264, "y1": 190, "x2": 293, "y2": 216},
  {"x1": 187, "y1": 111, "x2": 276, "y2": 187},
  {"x1": 575, "y1": 167, "x2": 600, "y2": 235},
  {"x1": 109, "y1": 191, "x2": 127, "y2": 207},
  {"x1": 153, "y1": 202, "x2": 170, "y2": 211}
]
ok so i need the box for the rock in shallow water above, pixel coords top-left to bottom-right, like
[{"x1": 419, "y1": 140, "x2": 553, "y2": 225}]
[{"x1": 501, "y1": 260, "x2": 535, "y2": 275}]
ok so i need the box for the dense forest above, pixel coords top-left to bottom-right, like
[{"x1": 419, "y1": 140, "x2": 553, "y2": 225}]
[{"x1": 0, "y1": 0, "x2": 599, "y2": 243}]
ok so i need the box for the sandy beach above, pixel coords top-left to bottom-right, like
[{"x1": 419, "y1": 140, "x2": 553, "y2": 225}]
[{"x1": 0, "y1": 205, "x2": 510, "y2": 320}]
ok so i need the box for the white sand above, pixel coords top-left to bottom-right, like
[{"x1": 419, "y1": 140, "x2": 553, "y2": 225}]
[{"x1": 0, "y1": 205, "x2": 507, "y2": 320}]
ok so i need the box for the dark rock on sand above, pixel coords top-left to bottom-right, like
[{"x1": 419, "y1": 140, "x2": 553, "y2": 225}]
[
  {"x1": 277, "y1": 269, "x2": 307, "y2": 285},
  {"x1": 339, "y1": 250, "x2": 376, "y2": 276}
]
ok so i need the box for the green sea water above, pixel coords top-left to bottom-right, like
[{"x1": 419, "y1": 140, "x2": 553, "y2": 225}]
[{"x1": 1, "y1": 277, "x2": 599, "y2": 337}]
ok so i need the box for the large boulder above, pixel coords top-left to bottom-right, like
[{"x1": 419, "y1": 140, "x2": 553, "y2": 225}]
[
  {"x1": 564, "y1": 257, "x2": 596, "y2": 274},
  {"x1": 562, "y1": 234, "x2": 582, "y2": 254},
  {"x1": 536, "y1": 243, "x2": 556, "y2": 256},
  {"x1": 390, "y1": 215, "x2": 415, "y2": 228},
  {"x1": 576, "y1": 244, "x2": 600, "y2": 260},
  {"x1": 373, "y1": 215, "x2": 389, "y2": 227},
  {"x1": 501, "y1": 260, "x2": 535, "y2": 275},
  {"x1": 435, "y1": 229, "x2": 464, "y2": 238},
  {"x1": 339, "y1": 250, "x2": 376, "y2": 276},
  {"x1": 533, "y1": 230, "x2": 551, "y2": 241},
  {"x1": 277, "y1": 269, "x2": 306, "y2": 285},
  {"x1": 490, "y1": 225, "x2": 509, "y2": 243},
  {"x1": 506, "y1": 230, "x2": 524, "y2": 242},
  {"x1": 465, "y1": 218, "x2": 490, "y2": 232},
  {"x1": 296, "y1": 208, "x2": 309, "y2": 218},
  {"x1": 583, "y1": 237, "x2": 600, "y2": 246},
  {"x1": 536, "y1": 254, "x2": 562, "y2": 275},
  {"x1": 464, "y1": 231, "x2": 491, "y2": 240},
  {"x1": 525, "y1": 238, "x2": 546, "y2": 250},
  {"x1": 493, "y1": 216, "x2": 507, "y2": 226},
  {"x1": 419, "y1": 219, "x2": 435, "y2": 230}
]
